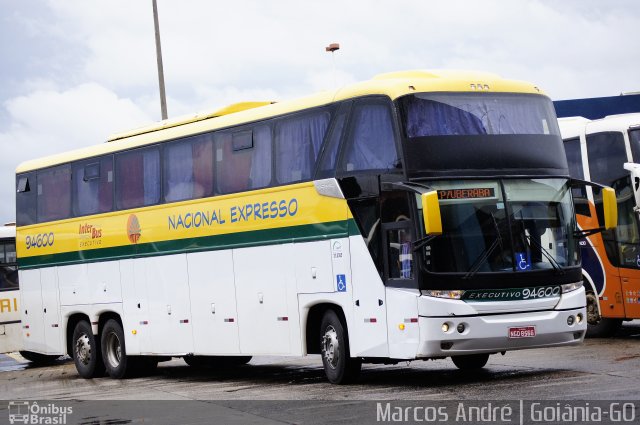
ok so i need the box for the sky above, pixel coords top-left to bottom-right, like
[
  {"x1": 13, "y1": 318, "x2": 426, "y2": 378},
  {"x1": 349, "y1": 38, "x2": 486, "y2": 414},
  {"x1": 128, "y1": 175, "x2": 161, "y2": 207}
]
[{"x1": 0, "y1": 0, "x2": 638, "y2": 223}]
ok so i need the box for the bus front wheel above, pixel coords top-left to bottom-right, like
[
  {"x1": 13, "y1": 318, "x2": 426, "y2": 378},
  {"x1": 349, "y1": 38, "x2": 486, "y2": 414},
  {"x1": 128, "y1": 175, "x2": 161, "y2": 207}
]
[
  {"x1": 320, "y1": 310, "x2": 361, "y2": 384},
  {"x1": 71, "y1": 320, "x2": 105, "y2": 378},
  {"x1": 451, "y1": 353, "x2": 490, "y2": 370},
  {"x1": 585, "y1": 291, "x2": 622, "y2": 338}
]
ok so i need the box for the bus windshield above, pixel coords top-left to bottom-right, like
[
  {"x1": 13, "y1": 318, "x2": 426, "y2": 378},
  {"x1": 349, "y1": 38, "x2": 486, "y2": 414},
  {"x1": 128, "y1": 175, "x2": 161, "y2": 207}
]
[
  {"x1": 402, "y1": 93, "x2": 560, "y2": 137},
  {"x1": 418, "y1": 178, "x2": 577, "y2": 274}
]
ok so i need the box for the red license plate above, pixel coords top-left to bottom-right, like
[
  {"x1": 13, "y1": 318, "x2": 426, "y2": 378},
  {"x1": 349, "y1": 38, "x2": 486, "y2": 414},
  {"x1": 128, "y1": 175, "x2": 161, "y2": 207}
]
[{"x1": 508, "y1": 326, "x2": 536, "y2": 338}]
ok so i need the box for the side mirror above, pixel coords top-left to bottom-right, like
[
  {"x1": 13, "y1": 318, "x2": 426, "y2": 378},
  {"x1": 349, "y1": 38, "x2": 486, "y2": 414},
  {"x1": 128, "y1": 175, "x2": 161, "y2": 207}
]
[
  {"x1": 601, "y1": 187, "x2": 618, "y2": 230},
  {"x1": 421, "y1": 191, "x2": 443, "y2": 235},
  {"x1": 624, "y1": 162, "x2": 640, "y2": 211}
]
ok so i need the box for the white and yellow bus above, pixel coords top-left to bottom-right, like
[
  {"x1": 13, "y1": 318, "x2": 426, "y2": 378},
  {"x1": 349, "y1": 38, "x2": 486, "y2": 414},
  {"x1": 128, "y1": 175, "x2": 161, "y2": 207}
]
[{"x1": 15, "y1": 70, "x2": 616, "y2": 383}]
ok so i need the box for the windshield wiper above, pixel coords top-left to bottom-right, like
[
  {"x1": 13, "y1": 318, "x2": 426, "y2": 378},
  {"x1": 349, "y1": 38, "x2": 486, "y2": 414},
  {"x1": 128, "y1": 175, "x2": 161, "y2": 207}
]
[{"x1": 463, "y1": 212, "x2": 505, "y2": 279}]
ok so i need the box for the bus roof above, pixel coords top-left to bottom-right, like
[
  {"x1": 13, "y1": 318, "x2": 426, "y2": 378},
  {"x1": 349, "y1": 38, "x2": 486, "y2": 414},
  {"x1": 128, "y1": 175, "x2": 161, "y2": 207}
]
[
  {"x1": 559, "y1": 113, "x2": 640, "y2": 139},
  {"x1": 16, "y1": 69, "x2": 544, "y2": 174},
  {"x1": 0, "y1": 223, "x2": 16, "y2": 240}
]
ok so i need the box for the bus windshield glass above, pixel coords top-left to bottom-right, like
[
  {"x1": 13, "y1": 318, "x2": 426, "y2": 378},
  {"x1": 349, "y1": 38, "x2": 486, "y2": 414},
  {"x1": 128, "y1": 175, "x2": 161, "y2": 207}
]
[
  {"x1": 418, "y1": 178, "x2": 577, "y2": 274},
  {"x1": 402, "y1": 93, "x2": 560, "y2": 137}
]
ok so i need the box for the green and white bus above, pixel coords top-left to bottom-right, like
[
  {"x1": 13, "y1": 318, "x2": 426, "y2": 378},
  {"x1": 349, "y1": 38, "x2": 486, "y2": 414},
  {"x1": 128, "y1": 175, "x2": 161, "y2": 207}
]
[{"x1": 15, "y1": 70, "x2": 615, "y2": 383}]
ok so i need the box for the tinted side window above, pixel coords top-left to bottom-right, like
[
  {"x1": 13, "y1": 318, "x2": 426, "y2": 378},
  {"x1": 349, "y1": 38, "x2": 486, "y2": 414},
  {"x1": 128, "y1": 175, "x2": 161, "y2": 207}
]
[
  {"x1": 16, "y1": 173, "x2": 36, "y2": 226},
  {"x1": 563, "y1": 137, "x2": 584, "y2": 180},
  {"x1": 316, "y1": 106, "x2": 348, "y2": 179},
  {"x1": 275, "y1": 111, "x2": 330, "y2": 184},
  {"x1": 165, "y1": 134, "x2": 214, "y2": 202},
  {"x1": 586, "y1": 132, "x2": 627, "y2": 186},
  {"x1": 115, "y1": 147, "x2": 160, "y2": 210},
  {"x1": 37, "y1": 165, "x2": 71, "y2": 222},
  {"x1": 629, "y1": 129, "x2": 640, "y2": 162},
  {"x1": 343, "y1": 100, "x2": 399, "y2": 172},
  {"x1": 73, "y1": 156, "x2": 114, "y2": 216},
  {"x1": 216, "y1": 124, "x2": 272, "y2": 194},
  {"x1": 0, "y1": 240, "x2": 18, "y2": 290}
]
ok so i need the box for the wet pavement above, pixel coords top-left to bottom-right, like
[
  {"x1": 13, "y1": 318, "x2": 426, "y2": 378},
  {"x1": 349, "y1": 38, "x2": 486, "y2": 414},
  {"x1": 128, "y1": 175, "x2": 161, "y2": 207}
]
[{"x1": 0, "y1": 322, "x2": 639, "y2": 401}]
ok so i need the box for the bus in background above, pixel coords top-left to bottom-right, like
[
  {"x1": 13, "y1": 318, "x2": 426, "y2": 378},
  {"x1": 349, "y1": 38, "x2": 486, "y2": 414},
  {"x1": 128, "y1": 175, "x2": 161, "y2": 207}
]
[
  {"x1": 0, "y1": 223, "x2": 20, "y2": 353},
  {"x1": 16, "y1": 70, "x2": 616, "y2": 384},
  {"x1": 560, "y1": 113, "x2": 640, "y2": 337}
]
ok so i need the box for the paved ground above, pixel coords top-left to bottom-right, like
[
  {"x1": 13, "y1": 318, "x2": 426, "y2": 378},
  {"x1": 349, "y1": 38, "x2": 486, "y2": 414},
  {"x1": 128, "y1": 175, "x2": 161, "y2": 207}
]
[{"x1": 0, "y1": 323, "x2": 639, "y2": 423}]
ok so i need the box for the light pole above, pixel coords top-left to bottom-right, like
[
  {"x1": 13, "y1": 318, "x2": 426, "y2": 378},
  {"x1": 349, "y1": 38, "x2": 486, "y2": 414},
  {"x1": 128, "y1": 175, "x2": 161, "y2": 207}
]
[
  {"x1": 153, "y1": 0, "x2": 168, "y2": 120},
  {"x1": 325, "y1": 43, "x2": 340, "y2": 89}
]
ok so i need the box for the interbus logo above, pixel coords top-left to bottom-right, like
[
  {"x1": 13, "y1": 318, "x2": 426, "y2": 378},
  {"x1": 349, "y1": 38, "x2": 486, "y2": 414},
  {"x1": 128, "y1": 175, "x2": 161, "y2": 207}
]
[{"x1": 127, "y1": 214, "x2": 142, "y2": 244}]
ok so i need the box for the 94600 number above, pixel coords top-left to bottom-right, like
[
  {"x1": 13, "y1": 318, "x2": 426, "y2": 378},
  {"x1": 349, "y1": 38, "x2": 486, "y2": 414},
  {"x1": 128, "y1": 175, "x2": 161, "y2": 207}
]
[{"x1": 25, "y1": 232, "x2": 55, "y2": 250}]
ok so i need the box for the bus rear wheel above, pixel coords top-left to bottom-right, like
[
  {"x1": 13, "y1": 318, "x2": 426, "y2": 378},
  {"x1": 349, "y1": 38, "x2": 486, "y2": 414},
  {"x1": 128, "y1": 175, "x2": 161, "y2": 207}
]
[
  {"x1": 72, "y1": 320, "x2": 105, "y2": 378},
  {"x1": 451, "y1": 353, "x2": 490, "y2": 370},
  {"x1": 320, "y1": 310, "x2": 361, "y2": 384},
  {"x1": 101, "y1": 319, "x2": 135, "y2": 379},
  {"x1": 585, "y1": 291, "x2": 622, "y2": 338}
]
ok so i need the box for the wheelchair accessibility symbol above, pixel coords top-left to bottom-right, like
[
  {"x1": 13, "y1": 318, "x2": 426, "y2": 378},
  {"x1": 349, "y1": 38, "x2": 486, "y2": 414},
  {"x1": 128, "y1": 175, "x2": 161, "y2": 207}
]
[
  {"x1": 516, "y1": 252, "x2": 531, "y2": 271},
  {"x1": 336, "y1": 274, "x2": 347, "y2": 292}
]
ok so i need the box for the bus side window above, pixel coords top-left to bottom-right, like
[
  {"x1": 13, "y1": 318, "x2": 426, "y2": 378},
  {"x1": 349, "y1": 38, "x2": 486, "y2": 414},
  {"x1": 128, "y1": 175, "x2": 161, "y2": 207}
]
[
  {"x1": 73, "y1": 156, "x2": 114, "y2": 216},
  {"x1": 165, "y1": 134, "x2": 214, "y2": 202},
  {"x1": 37, "y1": 164, "x2": 71, "y2": 223},
  {"x1": 341, "y1": 99, "x2": 399, "y2": 173},
  {"x1": 16, "y1": 173, "x2": 36, "y2": 226},
  {"x1": 215, "y1": 125, "x2": 272, "y2": 195},
  {"x1": 587, "y1": 131, "x2": 632, "y2": 267},
  {"x1": 0, "y1": 242, "x2": 18, "y2": 291},
  {"x1": 316, "y1": 103, "x2": 350, "y2": 179},
  {"x1": 115, "y1": 146, "x2": 161, "y2": 210},
  {"x1": 275, "y1": 111, "x2": 330, "y2": 184}
]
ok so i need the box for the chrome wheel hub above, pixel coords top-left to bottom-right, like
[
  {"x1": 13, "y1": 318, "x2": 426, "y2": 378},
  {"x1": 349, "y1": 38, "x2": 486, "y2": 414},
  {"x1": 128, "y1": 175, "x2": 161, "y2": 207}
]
[
  {"x1": 322, "y1": 325, "x2": 340, "y2": 370},
  {"x1": 75, "y1": 334, "x2": 91, "y2": 365}
]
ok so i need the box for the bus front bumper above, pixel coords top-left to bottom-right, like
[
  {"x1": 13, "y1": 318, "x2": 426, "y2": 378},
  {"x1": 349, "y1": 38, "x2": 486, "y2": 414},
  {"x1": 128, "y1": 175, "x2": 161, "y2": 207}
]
[{"x1": 416, "y1": 307, "x2": 586, "y2": 357}]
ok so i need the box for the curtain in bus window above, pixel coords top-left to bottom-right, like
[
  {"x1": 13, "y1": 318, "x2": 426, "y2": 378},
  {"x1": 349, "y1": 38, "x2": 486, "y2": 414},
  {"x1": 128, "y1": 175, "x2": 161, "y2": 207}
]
[
  {"x1": 249, "y1": 125, "x2": 272, "y2": 188},
  {"x1": 73, "y1": 158, "x2": 113, "y2": 216},
  {"x1": 276, "y1": 112, "x2": 330, "y2": 184},
  {"x1": 143, "y1": 150, "x2": 160, "y2": 205},
  {"x1": 165, "y1": 136, "x2": 214, "y2": 202},
  {"x1": 344, "y1": 104, "x2": 398, "y2": 171},
  {"x1": 116, "y1": 148, "x2": 160, "y2": 209},
  {"x1": 37, "y1": 165, "x2": 71, "y2": 222},
  {"x1": 216, "y1": 133, "x2": 251, "y2": 193}
]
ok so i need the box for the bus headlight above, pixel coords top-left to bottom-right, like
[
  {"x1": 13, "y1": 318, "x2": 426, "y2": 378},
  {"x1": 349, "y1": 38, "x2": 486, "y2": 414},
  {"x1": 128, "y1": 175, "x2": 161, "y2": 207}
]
[
  {"x1": 422, "y1": 290, "x2": 465, "y2": 300},
  {"x1": 561, "y1": 282, "x2": 583, "y2": 293}
]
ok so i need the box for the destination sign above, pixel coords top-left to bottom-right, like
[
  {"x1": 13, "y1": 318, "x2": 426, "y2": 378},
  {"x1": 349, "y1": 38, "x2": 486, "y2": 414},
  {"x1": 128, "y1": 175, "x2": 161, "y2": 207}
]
[{"x1": 437, "y1": 188, "x2": 495, "y2": 200}]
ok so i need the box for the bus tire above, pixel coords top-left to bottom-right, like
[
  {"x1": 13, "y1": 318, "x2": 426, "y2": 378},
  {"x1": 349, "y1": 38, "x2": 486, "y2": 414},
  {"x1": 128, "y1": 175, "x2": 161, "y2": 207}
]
[
  {"x1": 19, "y1": 351, "x2": 60, "y2": 365},
  {"x1": 71, "y1": 320, "x2": 105, "y2": 378},
  {"x1": 184, "y1": 355, "x2": 252, "y2": 368},
  {"x1": 320, "y1": 309, "x2": 361, "y2": 384},
  {"x1": 101, "y1": 319, "x2": 133, "y2": 379},
  {"x1": 585, "y1": 291, "x2": 622, "y2": 338},
  {"x1": 451, "y1": 353, "x2": 490, "y2": 370}
]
